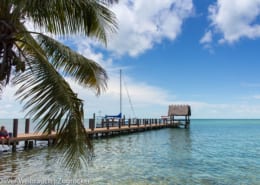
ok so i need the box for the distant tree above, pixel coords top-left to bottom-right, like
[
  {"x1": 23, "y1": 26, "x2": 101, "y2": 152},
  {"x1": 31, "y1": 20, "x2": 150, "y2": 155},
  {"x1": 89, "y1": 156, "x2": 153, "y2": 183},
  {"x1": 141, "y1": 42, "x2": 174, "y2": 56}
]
[{"x1": 0, "y1": 0, "x2": 117, "y2": 170}]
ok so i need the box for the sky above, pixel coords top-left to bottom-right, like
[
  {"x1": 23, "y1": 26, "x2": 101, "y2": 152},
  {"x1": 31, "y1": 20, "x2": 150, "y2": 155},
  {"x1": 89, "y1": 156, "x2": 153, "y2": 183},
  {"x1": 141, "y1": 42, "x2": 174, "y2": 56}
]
[{"x1": 2, "y1": 0, "x2": 260, "y2": 119}]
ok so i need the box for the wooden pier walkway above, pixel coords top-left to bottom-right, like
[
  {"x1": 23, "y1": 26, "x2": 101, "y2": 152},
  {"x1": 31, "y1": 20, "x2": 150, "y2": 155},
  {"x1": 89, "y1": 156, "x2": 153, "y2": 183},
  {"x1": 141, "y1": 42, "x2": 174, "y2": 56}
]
[{"x1": 1, "y1": 117, "x2": 190, "y2": 152}]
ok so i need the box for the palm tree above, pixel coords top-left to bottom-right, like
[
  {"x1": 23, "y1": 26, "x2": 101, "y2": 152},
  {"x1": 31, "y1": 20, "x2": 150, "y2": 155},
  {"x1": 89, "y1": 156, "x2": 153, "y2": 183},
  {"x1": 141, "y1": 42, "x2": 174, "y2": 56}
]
[{"x1": 0, "y1": 0, "x2": 117, "y2": 170}]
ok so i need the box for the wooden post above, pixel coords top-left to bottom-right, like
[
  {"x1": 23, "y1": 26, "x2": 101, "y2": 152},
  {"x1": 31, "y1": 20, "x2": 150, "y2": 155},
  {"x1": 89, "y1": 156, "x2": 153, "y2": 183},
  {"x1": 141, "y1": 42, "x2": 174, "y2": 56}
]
[
  {"x1": 48, "y1": 121, "x2": 52, "y2": 135},
  {"x1": 119, "y1": 119, "x2": 121, "y2": 129},
  {"x1": 128, "y1": 119, "x2": 131, "y2": 128},
  {"x1": 25, "y1": 119, "x2": 30, "y2": 133},
  {"x1": 89, "y1": 119, "x2": 94, "y2": 131},
  {"x1": 88, "y1": 119, "x2": 94, "y2": 138},
  {"x1": 185, "y1": 115, "x2": 190, "y2": 129},
  {"x1": 106, "y1": 119, "x2": 109, "y2": 130},
  {"x1": 47, "y1": 120, "x2": 53, "y2": 146},
  {"x1": 24, "y1": 119, "x2": 30, "y2": 148},
  {"x1": 28, "y1": 141, "x2": 34, "y2": 149},
  {"x1": 102, "y1": 119, "x2": 104, "y2": 128},
  {"x1": 12, "y1": 119, "x2": 18, "y2": 152}
]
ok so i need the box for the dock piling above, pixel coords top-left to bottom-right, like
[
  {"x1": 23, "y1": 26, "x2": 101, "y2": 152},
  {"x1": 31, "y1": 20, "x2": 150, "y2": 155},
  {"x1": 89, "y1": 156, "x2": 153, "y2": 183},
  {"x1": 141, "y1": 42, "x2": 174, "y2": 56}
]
[
  {"x1": 24, "y1": 119, "x2": 30, "y2": 149},
  {"x1": 5, "y1": 113, "x2": 191, "y2": 153},
  {"x1": 12, "y1": 119, "x2": 18, "y2": 152},
  {"x1": 128, "y1": 119, "x2": 131, "y2": 128},
  {"x1": 89, "y1": 119, "x2": 95, "y2": 131}
]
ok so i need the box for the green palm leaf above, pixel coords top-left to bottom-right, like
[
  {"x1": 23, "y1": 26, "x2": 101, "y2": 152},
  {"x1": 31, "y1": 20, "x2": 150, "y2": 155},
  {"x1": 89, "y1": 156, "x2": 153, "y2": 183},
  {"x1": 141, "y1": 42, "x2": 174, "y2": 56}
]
[
  {"x1": 0, "y1": 0, "x2": 118, "y2": 171},
  {"x1": 16, "y1": 0, "x2": 117, "y2": 44},
  {"x1": 37, "y1": 34, "x2": 107, "y2": 95},
  {"x1": 13, "y1": 29, "x2": 92, "y2": 170}
]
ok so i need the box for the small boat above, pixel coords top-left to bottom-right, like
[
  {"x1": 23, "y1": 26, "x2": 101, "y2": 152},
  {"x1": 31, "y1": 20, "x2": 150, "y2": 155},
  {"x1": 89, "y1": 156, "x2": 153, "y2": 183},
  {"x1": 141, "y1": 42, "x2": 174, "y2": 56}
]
[
  {"x1": 103, "y1": 69, "x2": 135, "y2": 121},
  {"x1": 105, "y1": 113, "x2": 122, "y2": 119}
]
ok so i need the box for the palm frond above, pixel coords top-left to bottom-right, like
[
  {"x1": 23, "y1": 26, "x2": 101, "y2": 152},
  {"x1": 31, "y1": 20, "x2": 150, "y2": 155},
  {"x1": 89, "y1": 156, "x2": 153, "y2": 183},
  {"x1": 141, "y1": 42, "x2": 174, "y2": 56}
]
[
  {"x1": 0, "y1": 80, "x2": 3, "y2": 98},
  {"x1": 16, "y1": 0, "x2": 117, "y2": 44},
  {"x1": 100, "y1": 0, "x2": 119, "y2": 5},
  {"x1": 0, "y1": 1, "x2": 24, "y2": 84},
  {"x1": 1, "y1": 0, "x2": 116, "y2": 171},
  {"x1": 13, "y1": 27, "x2": 92, "y2": 170},
  {"x1": 37, "y1": 33, "x2": 107, "y2": 95}
]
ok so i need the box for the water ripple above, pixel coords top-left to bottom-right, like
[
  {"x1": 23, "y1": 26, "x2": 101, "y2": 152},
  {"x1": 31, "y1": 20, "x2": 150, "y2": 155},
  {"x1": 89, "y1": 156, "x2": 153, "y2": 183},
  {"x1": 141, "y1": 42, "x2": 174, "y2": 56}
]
[{"x1": 0, "y1": 120, "x2": 260, "y2": 184}]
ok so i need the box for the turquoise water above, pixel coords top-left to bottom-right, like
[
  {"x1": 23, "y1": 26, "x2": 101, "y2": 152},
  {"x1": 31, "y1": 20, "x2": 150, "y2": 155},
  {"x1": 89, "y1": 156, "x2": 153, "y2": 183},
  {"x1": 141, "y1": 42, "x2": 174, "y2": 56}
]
[{"x1": 0, "y1": 119, "x2": 260, "y2": 184}]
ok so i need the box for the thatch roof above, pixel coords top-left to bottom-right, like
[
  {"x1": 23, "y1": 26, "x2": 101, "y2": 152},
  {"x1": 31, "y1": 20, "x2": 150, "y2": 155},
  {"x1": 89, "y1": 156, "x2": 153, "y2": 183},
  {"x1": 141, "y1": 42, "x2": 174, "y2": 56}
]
[{"x1": 168, "y1": 105, "x2": 191, "y2": 116}]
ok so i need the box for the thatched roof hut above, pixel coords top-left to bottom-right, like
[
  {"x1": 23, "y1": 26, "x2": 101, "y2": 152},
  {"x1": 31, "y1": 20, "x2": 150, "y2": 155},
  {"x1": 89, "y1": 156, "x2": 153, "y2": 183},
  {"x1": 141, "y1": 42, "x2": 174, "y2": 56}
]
[{"x1": 168, "y1": 105, "x2": 191, "y2": 116}]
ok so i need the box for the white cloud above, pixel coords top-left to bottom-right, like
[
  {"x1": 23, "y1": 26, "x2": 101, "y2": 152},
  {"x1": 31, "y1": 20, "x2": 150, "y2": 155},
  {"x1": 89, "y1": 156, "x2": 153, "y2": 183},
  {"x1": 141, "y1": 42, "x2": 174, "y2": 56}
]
[
  {"x1": 3, "y1": 1, "x2": 260, "y2": 120},
  {"x1": 253, "y1": 95, "x2": 260, "y2": 99},
  {"x1": 207, "y1": 0, "x2": 260, "y2": 43},
  {"x1": 0, "y1": 85, "x2": 25, "y2": 118},
  {"x1": 3, "y1": 78, "x2": 260, "y2": 119},
  {"x1": 67, "y1": 72, "x2": 177, "y2": 118},
  {"x1": 200, "y1": 30, "x2": 214, "y2": 52},
  {"x1": 23, "y1": 1, "x2": 194, "y2": 58},
  {"x1": 106, "y1": 0, "x2": 194, "y2": 57},
  {"x1": 200, "y1": 30, "x2": 212, "y2": 44},
  {"x1": 67, "y1": 73, "x2": 260, "y2": 119}
]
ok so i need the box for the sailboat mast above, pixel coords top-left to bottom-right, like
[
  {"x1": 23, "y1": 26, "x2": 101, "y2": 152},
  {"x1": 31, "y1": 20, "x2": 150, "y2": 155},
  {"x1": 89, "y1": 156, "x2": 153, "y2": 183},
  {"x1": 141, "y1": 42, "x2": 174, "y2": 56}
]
[{"x1": 120, "y1": 69, "x2": 122, "y2": 116}]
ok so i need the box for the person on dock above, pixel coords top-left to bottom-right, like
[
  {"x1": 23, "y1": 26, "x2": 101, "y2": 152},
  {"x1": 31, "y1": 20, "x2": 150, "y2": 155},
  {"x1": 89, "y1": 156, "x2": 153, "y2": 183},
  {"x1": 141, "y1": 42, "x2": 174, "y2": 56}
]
[{"x1": 0, "y1": 126, "x2": 9, "y2": 145}]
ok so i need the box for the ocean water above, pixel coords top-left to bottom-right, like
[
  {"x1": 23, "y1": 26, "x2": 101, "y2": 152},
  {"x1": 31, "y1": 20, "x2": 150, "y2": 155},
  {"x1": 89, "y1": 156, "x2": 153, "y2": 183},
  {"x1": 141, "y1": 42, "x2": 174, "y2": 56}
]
[{"x1": 0, "y1": 119, "x2": 260, "y2": 185}]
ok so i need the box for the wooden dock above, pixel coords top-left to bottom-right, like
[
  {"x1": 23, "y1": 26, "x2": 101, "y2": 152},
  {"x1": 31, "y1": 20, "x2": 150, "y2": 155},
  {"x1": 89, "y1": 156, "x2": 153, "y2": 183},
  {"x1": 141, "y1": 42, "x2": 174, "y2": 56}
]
[{"x1": 0, "y1": 117, "x2": 190, "y2": 152}]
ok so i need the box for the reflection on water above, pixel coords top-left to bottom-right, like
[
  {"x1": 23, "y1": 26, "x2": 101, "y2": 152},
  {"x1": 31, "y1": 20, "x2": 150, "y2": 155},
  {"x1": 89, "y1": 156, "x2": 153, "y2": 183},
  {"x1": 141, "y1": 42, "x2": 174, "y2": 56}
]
[{"x1": 0, "y1": 120, "x2": 260, "y2": 184}]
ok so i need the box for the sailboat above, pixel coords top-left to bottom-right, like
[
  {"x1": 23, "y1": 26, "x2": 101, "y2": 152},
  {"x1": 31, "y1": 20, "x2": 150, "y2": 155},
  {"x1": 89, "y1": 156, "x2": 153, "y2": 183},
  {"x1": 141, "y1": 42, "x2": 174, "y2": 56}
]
[
  {"x1": 105, "y1": 69, "x2": 123, "y2": 119},
  {"x1": 104, "y1": 69, "x2": 136, "y2": 119}
]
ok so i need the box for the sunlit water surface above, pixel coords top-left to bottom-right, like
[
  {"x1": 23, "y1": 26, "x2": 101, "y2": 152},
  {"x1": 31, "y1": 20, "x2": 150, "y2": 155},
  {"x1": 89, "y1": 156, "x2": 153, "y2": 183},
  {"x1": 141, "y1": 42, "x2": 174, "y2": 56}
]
[{"x1": 0, "y1": 119, "x2": 260, "y2": 185}]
